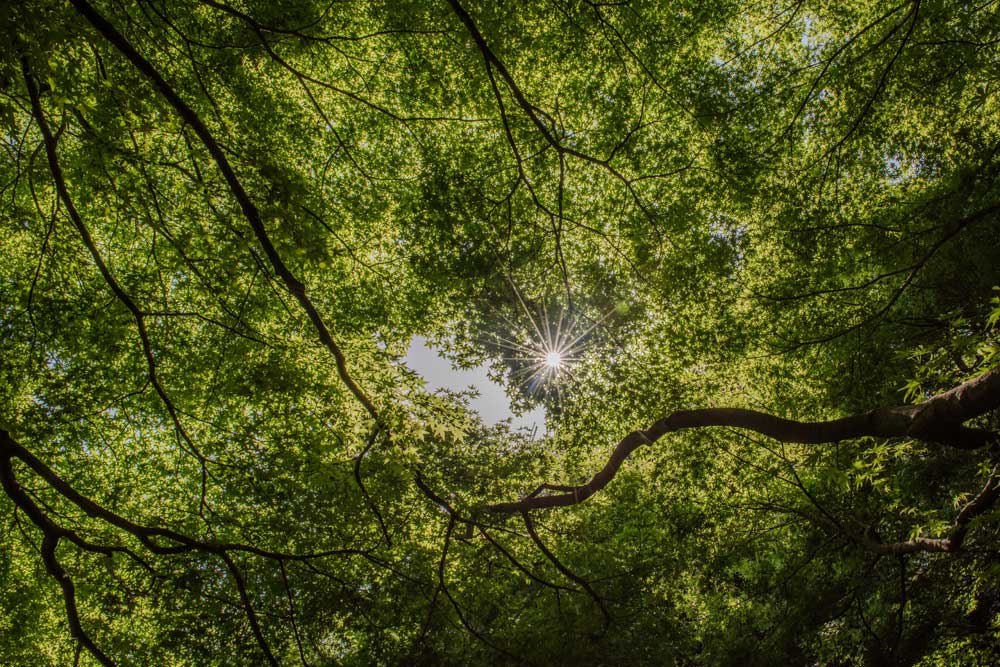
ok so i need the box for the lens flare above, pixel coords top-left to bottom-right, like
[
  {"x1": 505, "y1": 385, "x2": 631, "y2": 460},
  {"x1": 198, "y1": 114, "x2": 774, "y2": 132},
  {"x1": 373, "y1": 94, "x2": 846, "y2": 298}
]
[{"x1": 483, "y1": 282, "x2": 617, "y2": 399}]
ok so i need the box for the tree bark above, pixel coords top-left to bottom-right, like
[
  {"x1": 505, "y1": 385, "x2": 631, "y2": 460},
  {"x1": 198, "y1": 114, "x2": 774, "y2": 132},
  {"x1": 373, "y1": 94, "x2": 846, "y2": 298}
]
[{"x1": 488, "y1": 366, "x2": 1000, "y2": 514}]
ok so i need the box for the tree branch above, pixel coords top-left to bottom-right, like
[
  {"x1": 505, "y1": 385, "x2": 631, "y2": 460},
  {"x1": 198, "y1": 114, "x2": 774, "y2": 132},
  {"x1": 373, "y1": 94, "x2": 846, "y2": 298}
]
[
  {"x1": 220, "y1": 552, "x2": 279, "y2": 667},
  {"x1": 21, "y1": 58, "x2": 215, "y2": 518},
  {"x1": 489, "y1": 366, "x2": 1000, "y2": 513},
  {"x1": 0, "y1": 430, "x2": 370, "y2": 561},
  {"x1": 68, "y1": 0, "x2": 378, "y2": 421},
  {"x1": 0, "y1": 451, "x2": 115, "y2": 666}
]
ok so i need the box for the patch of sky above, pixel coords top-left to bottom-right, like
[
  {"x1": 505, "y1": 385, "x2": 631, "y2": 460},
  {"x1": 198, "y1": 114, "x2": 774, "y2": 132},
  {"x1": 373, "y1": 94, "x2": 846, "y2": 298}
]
[
  {"x1": 404, "y1": 336, "x2": 545, "y2": 436},
  {"x1": 801, "y1": 15, "x2": 832, "y2": 65},
  {"x1": 883, "y1": 151, "x2": 926, "y2": 184}
]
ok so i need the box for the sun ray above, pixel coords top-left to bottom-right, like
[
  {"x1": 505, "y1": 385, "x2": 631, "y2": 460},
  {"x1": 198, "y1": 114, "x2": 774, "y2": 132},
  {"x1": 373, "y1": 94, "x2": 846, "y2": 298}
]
[
  {"x1": 561, "y1": 307, "x2": 616, "y2": 352},
  {"x1": 489, "y1": 281, "x2": 617, "y2": 398},
  {"x1": 508, "y1": 277, "x2": 548, "y2": 344},
  {"x1": 488, "y1": 336, "x2": 542, "y2": 355},
  {"x1": 540, "y1": 298, "x2": 555, "y2": 351}
]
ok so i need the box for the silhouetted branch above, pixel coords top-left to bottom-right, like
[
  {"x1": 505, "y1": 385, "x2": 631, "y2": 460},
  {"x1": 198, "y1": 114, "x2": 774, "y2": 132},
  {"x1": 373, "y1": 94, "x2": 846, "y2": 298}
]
[
  {"x1": 521, "y1": 511, "x2": 610, "y2": 630},
  {"x1": 0, "y1": 450, "x2": 115, "y2": 666},
  {"x1": 69, "y1": 0, "x2": 379, "y2": 421},
  {"x1": 489, "y1": 367, "x2": 1000, "y2": 521},
  {"x1": 0, "y1": 430, "x2": 371, "y2": 562},
  {"x1": 355, "y1": 425, "x2": 392, "y2": 547},
  {"x1": 221, "y1": 552, "x2": 279, "y2": 666},
  {"x1": 22, "y1": 60, "x2": 214, "y2": 517}
]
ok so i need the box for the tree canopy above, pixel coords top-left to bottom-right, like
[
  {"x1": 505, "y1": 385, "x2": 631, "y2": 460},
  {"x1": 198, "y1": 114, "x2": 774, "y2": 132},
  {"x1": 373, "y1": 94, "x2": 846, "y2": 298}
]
[{"x1": 2, "y1": 0, "x2": 1000, "y2": 664}]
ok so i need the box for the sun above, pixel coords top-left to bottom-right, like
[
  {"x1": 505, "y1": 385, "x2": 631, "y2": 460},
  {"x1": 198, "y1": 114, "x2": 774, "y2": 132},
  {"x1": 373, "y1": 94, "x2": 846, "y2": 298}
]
[{"x1": 483, "y1": 283, "x2": 614, "y2": 397}]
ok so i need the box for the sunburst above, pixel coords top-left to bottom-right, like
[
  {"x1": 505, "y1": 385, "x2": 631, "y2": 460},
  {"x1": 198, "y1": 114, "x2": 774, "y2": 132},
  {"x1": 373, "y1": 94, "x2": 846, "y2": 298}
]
[{"x1": 484, "y1": 284, "x2": 612, "y2": 397}]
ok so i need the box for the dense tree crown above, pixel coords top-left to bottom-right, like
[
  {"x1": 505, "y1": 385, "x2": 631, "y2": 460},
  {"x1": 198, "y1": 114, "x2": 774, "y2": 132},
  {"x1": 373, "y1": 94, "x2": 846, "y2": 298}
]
[{"x1": 2, "y1": 0, "x2": 1000, "y2": 664}]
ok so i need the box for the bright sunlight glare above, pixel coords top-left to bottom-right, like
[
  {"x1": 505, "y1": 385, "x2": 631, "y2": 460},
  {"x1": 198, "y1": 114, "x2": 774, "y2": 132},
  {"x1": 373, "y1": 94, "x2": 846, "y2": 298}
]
[{"x1": 482, "y1": 279, "x2": 618, "y2": 398}]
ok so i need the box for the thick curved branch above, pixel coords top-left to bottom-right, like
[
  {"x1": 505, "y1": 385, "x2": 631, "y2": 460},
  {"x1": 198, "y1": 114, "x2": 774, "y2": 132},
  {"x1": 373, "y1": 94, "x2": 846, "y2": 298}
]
[
  {"x1": 41, "y1": 534, "x2": 116, "y2": 667},
  {"x1": 489, "y1": 366, "x2": 1000, "y2": 513}
]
